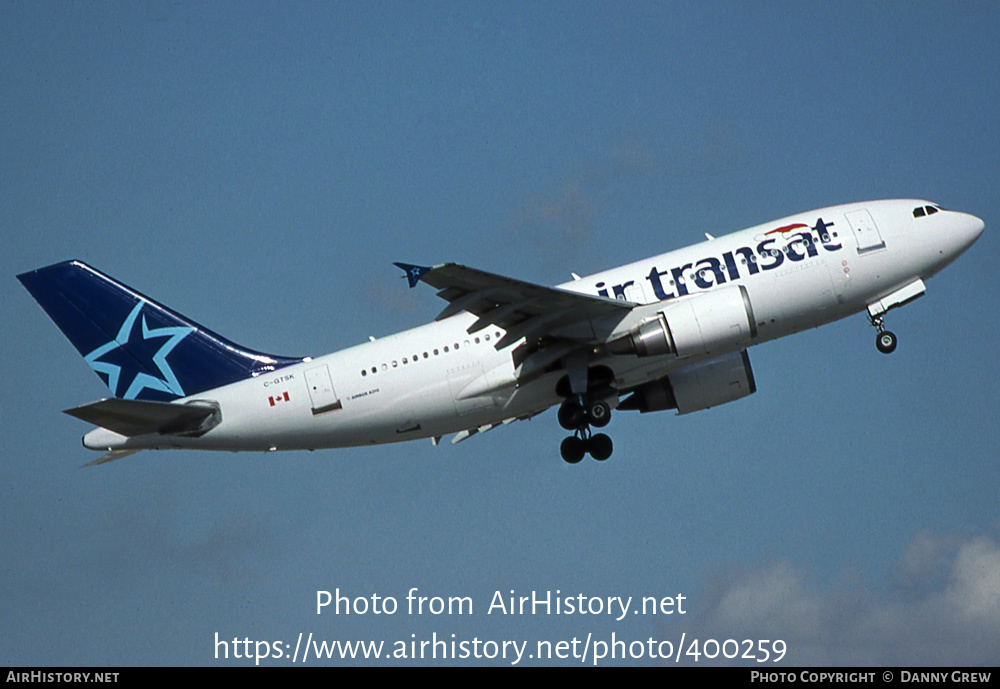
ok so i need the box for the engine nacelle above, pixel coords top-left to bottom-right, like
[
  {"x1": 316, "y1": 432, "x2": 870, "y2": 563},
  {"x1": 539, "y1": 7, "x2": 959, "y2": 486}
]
[
  {"x1": 619, "y1": 350, "x2": 756, "y2": 415},
  {"x1": 619, "y1": 285, "x2": 757, "y2": 358}
]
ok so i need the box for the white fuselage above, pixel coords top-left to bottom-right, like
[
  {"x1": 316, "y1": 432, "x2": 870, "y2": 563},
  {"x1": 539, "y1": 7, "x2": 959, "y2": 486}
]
[{"x1": 84, "y1": 199, "x2": 984, "y2": 453}]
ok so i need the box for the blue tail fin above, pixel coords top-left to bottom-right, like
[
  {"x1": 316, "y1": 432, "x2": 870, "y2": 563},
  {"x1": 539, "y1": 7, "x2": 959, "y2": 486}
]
[{"x1": 18, "y1": 260, "x2": 305, "y2": 401}]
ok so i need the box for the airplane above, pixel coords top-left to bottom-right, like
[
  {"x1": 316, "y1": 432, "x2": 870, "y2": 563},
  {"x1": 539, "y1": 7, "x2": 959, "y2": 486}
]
[{"x1": 17, "y1": 199, "x2": 983, "y2": 465}]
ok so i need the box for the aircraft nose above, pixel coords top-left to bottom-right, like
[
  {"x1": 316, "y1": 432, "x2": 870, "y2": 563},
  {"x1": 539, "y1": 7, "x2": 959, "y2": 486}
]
[
  {"x1": 971, "y1": 213, "x2": 985, "y2": 239},
  {"x1": 958, "y1": 212, "x2": 985, "y2": 251}
]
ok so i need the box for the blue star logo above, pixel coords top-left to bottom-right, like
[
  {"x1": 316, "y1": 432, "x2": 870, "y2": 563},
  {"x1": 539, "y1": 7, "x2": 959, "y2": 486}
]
[
  {"x1": 84, "y1": 301, "x2": 194, "y2": 400},
  {"x1": 393, "y1": 262, "x2": 431, "y2": 288}
]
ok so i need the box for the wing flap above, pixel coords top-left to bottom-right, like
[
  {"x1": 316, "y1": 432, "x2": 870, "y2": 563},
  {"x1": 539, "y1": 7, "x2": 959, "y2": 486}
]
[
  {"x1": 450, "y1": 412, "x2": 541, "y2": 445},
  {"x1": 83, "y1": 449, "x2": 142, "y2": 467},
  {"x1": 64, "y1": 398, "x2": 221, "y2": 437}
]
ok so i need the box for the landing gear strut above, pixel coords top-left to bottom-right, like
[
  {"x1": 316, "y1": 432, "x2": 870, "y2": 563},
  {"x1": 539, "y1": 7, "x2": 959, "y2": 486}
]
[{"x1": 869, "y1": 314, "x2": 897, "y2": 354}]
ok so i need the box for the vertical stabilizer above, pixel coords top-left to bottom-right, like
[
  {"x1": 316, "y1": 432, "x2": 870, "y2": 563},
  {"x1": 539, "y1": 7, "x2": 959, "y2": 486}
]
[{"x1": 18, "y1": 261, "x2": 305, "y2": 401}]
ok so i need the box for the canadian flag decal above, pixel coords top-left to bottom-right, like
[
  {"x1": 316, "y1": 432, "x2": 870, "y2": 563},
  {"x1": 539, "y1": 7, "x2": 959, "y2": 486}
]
[{"x1": 268, "y1": 391, "x2": 290, "y2": 407}]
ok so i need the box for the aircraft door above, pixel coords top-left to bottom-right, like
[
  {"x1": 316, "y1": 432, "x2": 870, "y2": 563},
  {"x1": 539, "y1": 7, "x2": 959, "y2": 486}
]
[
  {"x1": 304, "y1": 364, "x2": 342, "y2": 414},
  {"x1": 612, "y1": 281, "x2": 646, "y2": 303},
  {"x1": 845, "y1": 209, "x2": 886, "y2": 255},
  {"x1": 622, "y1": 281, "x2": 646, "y2": 303}
]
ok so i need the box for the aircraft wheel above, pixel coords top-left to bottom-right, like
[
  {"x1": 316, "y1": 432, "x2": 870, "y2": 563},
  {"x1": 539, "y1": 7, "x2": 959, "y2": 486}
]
[
  {"x1": 876, "y1": 331, "x2": 897, "y2": 354},
  {"x1": 587, "y1": 400, "x2": 611, "y2": 428},
  {"x1": 589, "y1": 433, "x2": 613, "y2": 461},
  {"x1": 558, "y1": 401, "x2": 586, "y2": 430},
  {"x1": 560, "y1": 436, "x2": 586, "y2": 464}
]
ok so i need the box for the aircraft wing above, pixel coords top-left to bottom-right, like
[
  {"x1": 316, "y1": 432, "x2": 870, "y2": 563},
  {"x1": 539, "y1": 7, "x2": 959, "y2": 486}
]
[
  {"x1": 394, "y1": 262, "x2": 632, "y2": 350},
  {"x1": 64, "y1": 398, "x2": 222, "y2": 437}
]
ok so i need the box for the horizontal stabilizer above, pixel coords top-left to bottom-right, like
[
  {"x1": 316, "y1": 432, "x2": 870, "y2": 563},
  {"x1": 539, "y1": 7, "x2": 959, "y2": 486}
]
[{"x1": 65, "y1": 398, "x2": 221, "y2": 437}]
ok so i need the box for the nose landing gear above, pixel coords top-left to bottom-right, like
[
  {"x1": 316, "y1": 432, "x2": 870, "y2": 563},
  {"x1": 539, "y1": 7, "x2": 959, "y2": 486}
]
[
  {"x1": 869, "y1": 313, "x2": 897, "y2": 354},
  {"x1": 866, "y1": 281, "x2": 927, "y2": 354}
]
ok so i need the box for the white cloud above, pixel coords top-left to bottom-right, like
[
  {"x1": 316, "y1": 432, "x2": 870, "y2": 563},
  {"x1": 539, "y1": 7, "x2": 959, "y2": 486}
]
[
  {"x1": 680, "y1": 528, "x2": 1000, "y2": 666},
  {"x1": 948, "y1": 537, "x2": 1000, "y2": 624}
]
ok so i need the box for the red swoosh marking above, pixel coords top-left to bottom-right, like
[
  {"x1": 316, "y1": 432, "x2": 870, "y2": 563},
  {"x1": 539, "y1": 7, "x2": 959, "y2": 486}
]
[{"x1": 764, "y1": 223, "x2": 809, "y2": 236}]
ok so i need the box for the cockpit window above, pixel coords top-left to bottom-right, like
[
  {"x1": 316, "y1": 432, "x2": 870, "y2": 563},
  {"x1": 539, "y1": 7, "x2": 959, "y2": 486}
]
[
  {"x1": 914, "y1": 205, "x2": 943, "y2": 218},
  {"x1": 926, "y1": 206, "x2": 938, "y2": 215},
  {"x1": 913, "y1": 207, "x2": 926, "y2": 218}
]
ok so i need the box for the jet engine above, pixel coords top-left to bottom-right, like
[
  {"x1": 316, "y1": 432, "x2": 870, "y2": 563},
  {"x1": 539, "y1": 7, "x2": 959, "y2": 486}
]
[
  {"x1": 615, "y1": 285, "x2": 757, "y2": 358},
  {"x1": 619, "y1": 350, "x2": 756, "y2": 415}
]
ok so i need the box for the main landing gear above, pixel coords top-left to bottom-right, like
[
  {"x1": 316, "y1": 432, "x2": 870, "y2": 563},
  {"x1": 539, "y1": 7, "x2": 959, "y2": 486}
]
[
  {"x1": 557, "y1": 394, "x2": 614, "y2": 463},
  {"x1": 869, "y1": 313, "x2": 897, "y2": 354},
  {"x1": 555, "y1": 364, "x2": 617, "y2": 464},
  {"x1": 560, "y1": 428, "x2": 613, "y2": 463}
]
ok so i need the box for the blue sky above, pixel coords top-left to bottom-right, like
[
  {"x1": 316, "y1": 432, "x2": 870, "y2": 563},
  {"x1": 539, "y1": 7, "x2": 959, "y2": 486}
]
[{"x1": 2, "y1": 1, "x2": 998, "y2": 666}]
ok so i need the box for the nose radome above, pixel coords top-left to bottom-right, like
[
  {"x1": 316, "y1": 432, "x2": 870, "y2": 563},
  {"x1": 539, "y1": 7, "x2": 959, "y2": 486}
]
[
  {"x1": 960, "y1": 212, "x2": 985, "y2": 249},
  {"x1": 970, "y1": 213, "x2": 985, "y2": 239}
]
